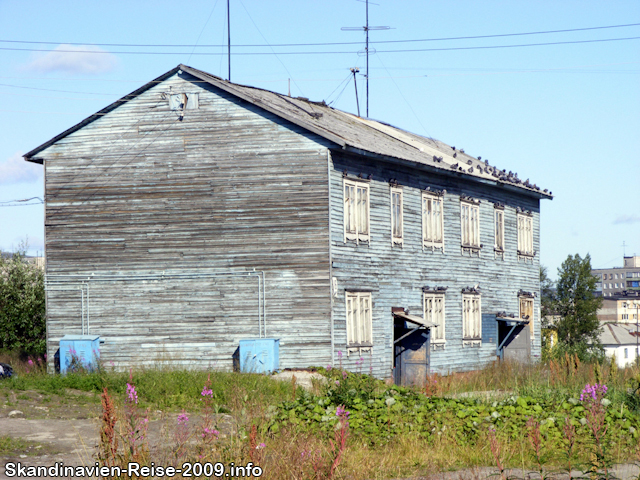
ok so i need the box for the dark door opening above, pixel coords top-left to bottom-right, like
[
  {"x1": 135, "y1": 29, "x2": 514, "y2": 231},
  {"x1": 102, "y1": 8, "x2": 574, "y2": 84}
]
[{"x1": 392, "y1": 308, "x2": 433, "y2": 387}]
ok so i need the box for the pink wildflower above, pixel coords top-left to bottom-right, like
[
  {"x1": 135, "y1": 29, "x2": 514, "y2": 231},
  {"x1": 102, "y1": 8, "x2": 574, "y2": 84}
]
[
  {"x1": 177, "y1": 413, "x2": 189, "y2": 425},
  {"x1": 256, "y1": 442, "x2": 266, "y2": 449},
  {"x1": 126, "y1": 383, "x2": 138, "y2": 404},
  {"x1": 201, "y1": 385, "x2": 213, "y2": 398},
  {"x1": 27, "y1": 359, "x2": 34, "y2": 366},
  {"x1": 336, "y1": 406, "x2": 350, "y2": 418},
  {"x1": 202, "y1": 427, "x2": 219, "y2": 439},
  {"x1": 342, "y1": 370, "x2": 348, "y2": 379}
]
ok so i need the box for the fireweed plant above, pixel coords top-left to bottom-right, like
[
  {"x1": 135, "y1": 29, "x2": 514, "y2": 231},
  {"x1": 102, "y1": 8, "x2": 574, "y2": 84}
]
[{"x1": 90, "y1": 363, "x2": 640, "y2": 478}]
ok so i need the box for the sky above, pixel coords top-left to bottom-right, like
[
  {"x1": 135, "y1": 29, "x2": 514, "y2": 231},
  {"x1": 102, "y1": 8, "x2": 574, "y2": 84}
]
[{"x1": 0, "y1": 0, "x2": 638, "y2": 280}]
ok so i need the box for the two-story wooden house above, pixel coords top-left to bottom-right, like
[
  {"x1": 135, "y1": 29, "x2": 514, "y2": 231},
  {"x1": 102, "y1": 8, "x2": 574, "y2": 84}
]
[{"x1": 24, "y1": 65, "x2": 552, "y2": 382}]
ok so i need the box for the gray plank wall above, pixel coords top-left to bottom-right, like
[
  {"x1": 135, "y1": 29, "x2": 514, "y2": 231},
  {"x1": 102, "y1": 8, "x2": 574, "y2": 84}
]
[
  {"x1": 329, "y1": 151, "x2": 541, "y2": 378},
  {"x1": 40, "y1": 72, "x2": 335, "y2": 371}
]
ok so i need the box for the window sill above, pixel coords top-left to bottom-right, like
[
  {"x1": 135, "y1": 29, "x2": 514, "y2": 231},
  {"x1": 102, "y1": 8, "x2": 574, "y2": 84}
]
[{"x1": 461, "y1": 245, "x2": 482, "y2": 256}]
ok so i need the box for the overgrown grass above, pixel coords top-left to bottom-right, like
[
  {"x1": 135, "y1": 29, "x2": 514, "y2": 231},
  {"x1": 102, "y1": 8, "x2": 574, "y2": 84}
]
[
  {"x1": 0, "y1": 367, "x2": 294, "y2": 412},
  {"x1": 3, "y1": 353, "x2": 640, "y2": 478}
]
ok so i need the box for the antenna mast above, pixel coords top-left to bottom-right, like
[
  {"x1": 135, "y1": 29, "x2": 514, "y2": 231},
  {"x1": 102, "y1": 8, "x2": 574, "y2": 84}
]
[
  {"x1": 342, "y1": 0, "x2": 390, "y2": 117},
  {"x1": 351, "y1": 67, "x2": 360, "y2": 116}
]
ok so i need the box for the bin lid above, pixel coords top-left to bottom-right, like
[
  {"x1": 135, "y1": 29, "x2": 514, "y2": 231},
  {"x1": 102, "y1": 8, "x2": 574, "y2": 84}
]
[{"x1": 60, "y1": 335, "x2": 100, "y2": 341}]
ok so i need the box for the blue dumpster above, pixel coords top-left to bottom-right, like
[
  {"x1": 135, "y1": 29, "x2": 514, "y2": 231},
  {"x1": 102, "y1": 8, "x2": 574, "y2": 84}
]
[
  {"x1": 238, "y1": 339, "x2": 279, "y2": 374},
  {"x1": 59, "y1": 335, "x2": 100, "y2": 374}
]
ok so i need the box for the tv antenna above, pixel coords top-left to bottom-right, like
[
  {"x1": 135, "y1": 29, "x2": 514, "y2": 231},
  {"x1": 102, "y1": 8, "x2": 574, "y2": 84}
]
[{"x1": 342, "y1": 0, "x2": 390, "y2": 117}]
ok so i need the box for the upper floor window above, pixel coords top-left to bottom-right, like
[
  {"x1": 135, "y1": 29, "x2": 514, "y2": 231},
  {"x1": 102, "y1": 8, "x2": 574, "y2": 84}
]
[
  {"x1": 517, "y1": 213, "x2": 534, "y2": 257},
  {"x1": 462, "y1": 293, "x2": 481, "y2": 341},
  {"x1": 519, "y1": 295, "x2": 534, "y2": 338},
  {"x1": 344, "y1": 179, "x2": 370, "y2": 243},
  {"x1": 390, "y1": 186, "x2": 403, "y2": 245},
  {"x1": 494, "y1": 207, "x2": 505, "y2": 252},
  {"x1": 346, "y1": 291, "x2": 372, "y2": 347},
  {"x1": 424, "y1": 292, "x2": 445, "y2": 343},
  {"x1": 422, "y1": 193, "x2": 444, "y2": 250},
  {"x1": 461, "y1": 201, "x2": 480, "y2": 249}
]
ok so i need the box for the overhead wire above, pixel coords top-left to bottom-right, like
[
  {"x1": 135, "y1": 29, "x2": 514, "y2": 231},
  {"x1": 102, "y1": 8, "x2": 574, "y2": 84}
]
[
  {"x1": 187, "y1": 0, "x2": 221, "y2": 64},
  {"x1": 236, "y1": 0, "x2": 304, "y2": 97},
  {"x1": 56, "y1": 114, "x2": 182, "y2": 206},
  {"x1": 45, "y1": 95, "x2": 170, "y2": 201},
  {"x1": 1, "y1": 35, "x2": 639, "y2": 55},
  {"x1": 375, "y1": 53, "x2": 434, "y2": 141},
  {"x1": 1, "y1": 22, "x2": 638, "y2": 48}
]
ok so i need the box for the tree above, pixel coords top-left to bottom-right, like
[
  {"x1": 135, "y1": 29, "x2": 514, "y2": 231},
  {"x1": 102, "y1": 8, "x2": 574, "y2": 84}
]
[
  {"x1": 540, "y1": 265, "x2": 556, "y2": 323},
  {"x1": 0, "y1": 247, "x2": 46, "y2": 354},
  {"x1": 554, "y1": 253, "x2": 603, "y2": 360}
]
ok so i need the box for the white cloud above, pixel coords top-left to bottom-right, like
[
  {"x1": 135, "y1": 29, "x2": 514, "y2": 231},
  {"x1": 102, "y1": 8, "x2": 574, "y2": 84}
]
[
  {"x1": 0, "y1": 152, "x2": 42, "y2": 185},
  {"x1": 613, "y1": 214, "x2": 640, "y2": 225},
  {"x1": 23, "y1": 44, "x2": 119, "y2": 75}
]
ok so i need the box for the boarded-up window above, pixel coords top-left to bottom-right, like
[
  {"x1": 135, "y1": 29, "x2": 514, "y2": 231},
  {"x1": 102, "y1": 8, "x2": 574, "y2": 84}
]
[
  {"x1": 390, "y1": 187, "x2": 403, "y2": 244},
  {"x1": 519, "y1": 296, "x2": 534, "y2": 337},
  {"x1": 346, "y1": 292, "x2": 373, "y2": 346},
  {"x1": 494, "y1": 209, "x2": 504, "y2": 251},
  {"x1": 169, "y1": 93, "x2": 199, "y2": 110},
  {"x1": 517, "y1": 214, "x2": 534, "y2": 256},
  {"x1": 422, "y1": 194, "x2": 444, "y2": 249},
  {"x1": 424, "y1": 293, "x2": 445, "y2": 342},
  {"x1": 461, "y1": 202, "x2": 480, "y2": 248},
  {"x1": 344, "y1": 180, "x2": 370, "y2": 243},
  {"x1": 463, "y1": 294, "x2": 481, "y2": 340}
]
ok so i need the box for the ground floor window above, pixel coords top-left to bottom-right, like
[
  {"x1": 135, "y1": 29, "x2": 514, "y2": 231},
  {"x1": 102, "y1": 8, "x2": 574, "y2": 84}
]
[
  {"x1": 346, "y1": 292, "x2": 372, "y2": 346},
  {"x1": 462, "y1": 294, "x2": 481, "y2": 340}
]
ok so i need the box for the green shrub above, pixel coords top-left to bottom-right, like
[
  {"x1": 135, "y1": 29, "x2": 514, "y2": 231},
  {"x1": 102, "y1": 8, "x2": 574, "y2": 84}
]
[{"x1": 0, "y1": 251, "x2": 45, "y2": 355}]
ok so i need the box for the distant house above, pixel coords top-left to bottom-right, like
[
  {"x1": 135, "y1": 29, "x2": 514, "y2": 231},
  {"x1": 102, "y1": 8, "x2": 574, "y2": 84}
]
[
  {"x1": 24, "y1": 65, "x2": 552, "y2": 383},
  {"x1": 596, "y1": 292, "x2": 640, "y2": 324},
  {"x1": 600, "y1": 323, "x2": 639, "y2": 368}
]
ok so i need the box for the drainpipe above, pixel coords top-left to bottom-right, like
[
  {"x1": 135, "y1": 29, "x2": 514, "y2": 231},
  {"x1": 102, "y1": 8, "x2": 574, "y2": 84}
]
[{"x1": 327, "y1": 149, "x2": 335, "y2": 366}]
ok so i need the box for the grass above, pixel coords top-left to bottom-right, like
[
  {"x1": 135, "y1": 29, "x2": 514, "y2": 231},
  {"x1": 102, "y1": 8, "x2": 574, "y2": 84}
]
[
  {"x1": 2, "y1": 352, "x2": 640, "y2": 479},
  {"x1": 0, "y1": 435, "x2": 57, "y2": 456}
]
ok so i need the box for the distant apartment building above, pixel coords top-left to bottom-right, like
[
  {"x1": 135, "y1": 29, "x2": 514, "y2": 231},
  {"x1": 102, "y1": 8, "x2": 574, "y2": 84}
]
[
  {"x1": 597, "y1": 294, "x2": 640, "y2": 323},
  {"x1": 592, "y1": 256, "x2": 640, "y2": 297}
]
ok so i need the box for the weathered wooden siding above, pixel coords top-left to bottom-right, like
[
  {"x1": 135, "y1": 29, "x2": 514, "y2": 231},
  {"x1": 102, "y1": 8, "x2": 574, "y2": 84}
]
[
  {"x1": 329, "y1": 151, "x2": 541, "y2": 378},
  {"x1": 39, "y1": 72, "x2": 334, "y2": 371}
]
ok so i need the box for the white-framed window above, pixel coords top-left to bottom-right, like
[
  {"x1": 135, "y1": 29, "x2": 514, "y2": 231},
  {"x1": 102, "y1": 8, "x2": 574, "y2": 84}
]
[
  {"x1": 622, "y1": 313, "x2": 629, "y2": 320},
  {"x1": 390, "y1": 186, "x2": 403, "y2": 245},
  {"x1": 519, "y1": 296, "x2": 535, "y2": 338},
  {"x1": 625, "y1": 348, "x2": 628, "y2": 359},
  {"x1": 345, "y1": 291, "x2": 373, "y2": 346},
  {"x1": 422, "y1": 193, "x2": 444, "y2": 250},
  {"x1": 517, "y1": 213, "x2": 534, "y2": 256},
  {"x1": 494, "y1": 208, "x2": 505, "y2": 251},
  {"x1": 424, "y1": 292, "x2": 445, "y2": 343},
  {"x1": 462, "y1": 294, "x2": 481, "y2": 340},
  {"x1": 615, "y1": 274, "x2": 618, "y2": 279},
  {"x1": 461, "y1": 201, "x2": 480, "y2": 248},
  {"x1": 615, "y1": 283, "x2": 619, "y2": 289},
  {"x1": 344, "y1": 179, "x2": 370, "y2": 243}
]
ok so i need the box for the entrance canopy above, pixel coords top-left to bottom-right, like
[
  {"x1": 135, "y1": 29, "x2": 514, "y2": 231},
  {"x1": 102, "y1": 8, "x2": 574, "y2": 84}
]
[{"x1": 393, "y1": 311, "x2": 437, "y2": 329}]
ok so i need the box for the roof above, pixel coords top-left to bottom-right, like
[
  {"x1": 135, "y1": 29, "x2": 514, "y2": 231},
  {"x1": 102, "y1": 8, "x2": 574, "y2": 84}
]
[
  {"x1": 24, "y1": 64, "x2": 552, "y2": 200},
  {"x1": 600, "y1": 323, "x2": 639, "y2": 346},
  {"x1": 393, "y1": 311, "x2": 437, "y2": 329}
]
